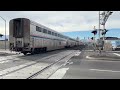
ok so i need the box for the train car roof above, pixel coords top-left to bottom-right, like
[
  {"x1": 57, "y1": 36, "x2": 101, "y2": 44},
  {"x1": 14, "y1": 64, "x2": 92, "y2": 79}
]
[
  {"x1": 30, "y1": 20, "x2": 66, "y2": 36},
  {"x1": 31, "y1": 21, "x2": 78, "y2": 41}
]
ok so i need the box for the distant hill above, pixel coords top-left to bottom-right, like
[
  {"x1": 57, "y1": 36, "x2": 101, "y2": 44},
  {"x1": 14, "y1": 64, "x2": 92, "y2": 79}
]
[{"x1": 0, "y1": 28, "x2": 120, "y2": 40}]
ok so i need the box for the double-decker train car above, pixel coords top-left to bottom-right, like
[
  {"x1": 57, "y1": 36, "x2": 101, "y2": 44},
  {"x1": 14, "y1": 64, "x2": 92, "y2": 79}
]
[{"x1": 9, "y1": 18, "x2": 79, "y2": 55}]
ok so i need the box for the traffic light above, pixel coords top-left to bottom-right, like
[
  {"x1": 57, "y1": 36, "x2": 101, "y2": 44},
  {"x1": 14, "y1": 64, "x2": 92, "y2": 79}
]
[
  {"x1": 91, "y1": 30, "x2": 97, "y2": 35},
  {"x1": 0, "y1": 34, "x2": 3, "y2": 37},
  {"x1": 101, "y1": 29, "x2": 108, "y2": 35}
]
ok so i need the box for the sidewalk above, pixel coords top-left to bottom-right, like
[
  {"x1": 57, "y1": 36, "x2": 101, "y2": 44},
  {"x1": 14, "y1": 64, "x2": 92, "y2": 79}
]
[
  {"x1": 106, "y1": 51, "x2": 120, "y2": 53},
  {"x1": 86, "y1": 51, "x2": 120, "y2": 61}
]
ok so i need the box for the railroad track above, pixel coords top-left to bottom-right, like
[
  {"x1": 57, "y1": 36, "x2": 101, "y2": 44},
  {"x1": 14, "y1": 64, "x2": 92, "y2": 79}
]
[
  {"x1": 0, "y1": 49, "x2": 67, "y2": 64},
  {"x1": 0, "y1": 50, "x2": 76, "y2": 79},
  {"x1": 27, "y1": 50, "x2": 76, "y2": 79}
]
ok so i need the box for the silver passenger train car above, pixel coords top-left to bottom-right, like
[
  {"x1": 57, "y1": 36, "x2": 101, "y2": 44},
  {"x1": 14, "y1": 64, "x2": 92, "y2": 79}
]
[{"x1": 9, "y1": 18, "x2": 79, "y2": 55}]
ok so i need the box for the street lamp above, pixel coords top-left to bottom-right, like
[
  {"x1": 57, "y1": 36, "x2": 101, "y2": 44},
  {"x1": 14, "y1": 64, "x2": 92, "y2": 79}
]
[{"x1": 0, "y1": 16, "x2": 6, "y2": 50}]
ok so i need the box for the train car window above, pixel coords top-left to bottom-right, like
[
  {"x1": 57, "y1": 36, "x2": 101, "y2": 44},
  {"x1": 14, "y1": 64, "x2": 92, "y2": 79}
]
[
  {"x1": 39, "y1": 27, "x2": 42, "y2": 32},
  {"x1": 48, "y1": 31, "x2": 51, "y2": 35},
  {"x1": 61, "y1": 35, "x2": 62, "y2": 38},
  {"x1": 36, "y1": 26, "x2": 39, "y2": 31},
  {"x1": 36, "y1": 26, "x2": 42, "y2": 32},
  {"x1": 43, "y1": 29, "x2": 47, "y2": 33},
  {"x1": 60, "y1": 35, "x2": 62, "y2": 38},
  {"x1": 52, "y1": 32, "x2": 54, "y2": 36},
  {"x1": 13, "y1": 19, "x2": 23, "y2": 38},
  {"x1": 55, "y1": 33, "x2": 57, "y2": 36}
]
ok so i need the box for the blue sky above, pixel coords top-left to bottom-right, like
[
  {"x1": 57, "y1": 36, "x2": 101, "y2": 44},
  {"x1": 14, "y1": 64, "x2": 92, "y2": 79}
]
[
  {"x1": 0, "y1": 28, "x2": 120, "y2": 40},
  {"x1": 62, "y1": 28, "x2": 120, "y2": 40}
]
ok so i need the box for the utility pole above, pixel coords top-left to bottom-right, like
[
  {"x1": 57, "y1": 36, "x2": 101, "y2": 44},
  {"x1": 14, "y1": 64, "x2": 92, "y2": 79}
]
[
  {"x1": 99, "y1": 11, "x2": 101, "y2": 40},
  {"x1": 103, "y1": 24, "x2": 105, "y2": 41},
  {"x1": 100, "y1": 11, "x2": 113, "y2": 51}
]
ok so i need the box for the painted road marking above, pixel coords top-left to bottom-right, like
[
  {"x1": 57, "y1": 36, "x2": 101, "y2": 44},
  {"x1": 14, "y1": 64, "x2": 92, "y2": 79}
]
[
  {"x1": 113, "y1": 53, "x2": 120, "y2": 57},
  {"x1": 90, "y1": 69, "x2": 120, "y2": 73},
  {"x1": 86, "y1": 56, "x2": 94, "y2": 60},
  {"x1": 33, "y1": 51, "x2": 76, "y2": 79},
  {"x1": 84, "y1": 50, "x2": 94, "y2": 51},
  {"x1": 85, "y1": 59, "x2": 119, "y2": 62},
  {"x1": 74, "y1": 51, "x2": 81, "y2": 56},
  {"x1": 48, "y1": 68, "x2": 69, "y2": 79},
  {"x1": 86, "y1": 56, "x2": 120, "y2": 62}
]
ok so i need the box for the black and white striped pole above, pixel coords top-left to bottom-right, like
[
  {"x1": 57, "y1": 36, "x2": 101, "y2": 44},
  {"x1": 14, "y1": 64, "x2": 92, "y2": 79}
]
[{"x1": 91, "y1": 26, "x2": 97, "y2": 51}]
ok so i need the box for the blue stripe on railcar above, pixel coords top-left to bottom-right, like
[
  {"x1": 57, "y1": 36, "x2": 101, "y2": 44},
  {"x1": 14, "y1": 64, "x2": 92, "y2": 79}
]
[{"x1": 30, "y1": 35, "x2": 66, "y2": 41}]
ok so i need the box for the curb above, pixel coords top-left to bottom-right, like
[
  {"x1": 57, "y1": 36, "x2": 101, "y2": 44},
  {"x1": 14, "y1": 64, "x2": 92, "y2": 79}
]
[{"x1": 86, "y1": 55, "x2": 120, "y2": 61}]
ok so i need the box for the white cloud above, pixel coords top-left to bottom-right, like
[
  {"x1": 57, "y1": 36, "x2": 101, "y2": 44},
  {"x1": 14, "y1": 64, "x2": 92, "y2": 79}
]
[{"x1": 0, "y1": 11, "x2": 119, "y2": 35}]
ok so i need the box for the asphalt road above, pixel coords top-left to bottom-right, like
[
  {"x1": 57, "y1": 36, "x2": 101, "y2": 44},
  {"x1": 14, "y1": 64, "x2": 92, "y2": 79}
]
[{"x1": 49, "y1": 50, "x2": 120, "y2": 79}]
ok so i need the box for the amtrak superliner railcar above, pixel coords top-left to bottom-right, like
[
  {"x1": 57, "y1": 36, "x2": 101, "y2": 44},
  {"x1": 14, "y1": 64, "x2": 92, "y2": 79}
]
[{"x1": 9, "y1": 18, "x2": 79, "y2": 55}]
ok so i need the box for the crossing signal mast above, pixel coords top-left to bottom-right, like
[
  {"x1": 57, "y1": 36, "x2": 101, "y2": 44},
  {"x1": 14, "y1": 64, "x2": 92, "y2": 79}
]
[
  {"x1": 100, "y1": 11, "x2": 113, "y2": 40},
  {"x1": 90, "y1": 11, "x2": 113, "y2": 52},
  {"x1": 99, "y1": 11, "x2": 113, "y2": 50},
  {"x1": 100, "y1": 11, "x2": 113, "y2": 25}
]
